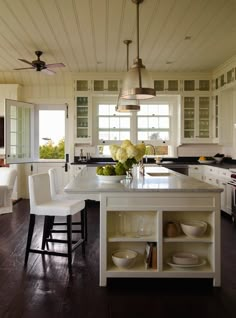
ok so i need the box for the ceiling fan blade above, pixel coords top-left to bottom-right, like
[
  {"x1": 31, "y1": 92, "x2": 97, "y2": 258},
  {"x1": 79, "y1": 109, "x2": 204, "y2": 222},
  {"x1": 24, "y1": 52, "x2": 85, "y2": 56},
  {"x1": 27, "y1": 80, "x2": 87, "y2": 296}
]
[
  {"x1": 45, "y1": 63, "x2": 65, "y2": 68},
  {"x1": 14, "y1": 67, "x2": 34, "y2": 70},
  {"x1": 41, "y1": 68, "x2": 55, "y2": 75},
  {"x1": 18, "y1": 59, "x2": 33, "y2": 66}
]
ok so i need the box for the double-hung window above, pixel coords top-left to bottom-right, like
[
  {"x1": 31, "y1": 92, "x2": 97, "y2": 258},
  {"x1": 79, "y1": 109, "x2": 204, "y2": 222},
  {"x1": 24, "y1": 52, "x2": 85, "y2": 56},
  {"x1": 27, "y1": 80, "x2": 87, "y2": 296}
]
[
  {"x1": 137, "y1": 103, "x2": 170, "y2": 143},
  {"x1": 97, "y1": 102, "x2": 131, "y2": 144}
]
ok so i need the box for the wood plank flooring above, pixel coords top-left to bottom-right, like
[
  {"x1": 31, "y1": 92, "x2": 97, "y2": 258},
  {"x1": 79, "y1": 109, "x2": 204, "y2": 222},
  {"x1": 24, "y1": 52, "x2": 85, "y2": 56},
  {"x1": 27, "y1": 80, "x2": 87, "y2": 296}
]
[{"x1": 0, "y1": 199, "x2": 236, "y2": 318}]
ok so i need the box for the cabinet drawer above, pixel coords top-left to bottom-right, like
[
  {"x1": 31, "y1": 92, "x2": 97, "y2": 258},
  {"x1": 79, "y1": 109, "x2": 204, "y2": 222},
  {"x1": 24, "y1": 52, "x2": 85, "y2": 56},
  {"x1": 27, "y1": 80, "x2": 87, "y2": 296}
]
[
  {"x1": 204, "y1": 166, "x2": 219, "y2": 175},
  {"x1": 188, "y1": 165, "x2": 202, "y2": 172},
  {"x1": 218, "y1": 168, "x2": 231, "y2": 179}
]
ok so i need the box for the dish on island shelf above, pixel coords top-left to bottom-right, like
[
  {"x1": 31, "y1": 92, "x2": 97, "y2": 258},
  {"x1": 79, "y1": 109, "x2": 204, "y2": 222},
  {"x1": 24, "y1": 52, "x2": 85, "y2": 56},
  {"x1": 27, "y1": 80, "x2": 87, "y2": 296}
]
[
  {"x1": 172, "y1": 252, "x2": 199, "y2": 265},
  {"x1": 112, "y1": 249, "x2": 138, "y2": 269},
  {"x1": 180, "y1": 220, "x2": 207, "y2": 238},
  {"x1": 167, "y1": 258, "x2": 206, "y2": 268}
]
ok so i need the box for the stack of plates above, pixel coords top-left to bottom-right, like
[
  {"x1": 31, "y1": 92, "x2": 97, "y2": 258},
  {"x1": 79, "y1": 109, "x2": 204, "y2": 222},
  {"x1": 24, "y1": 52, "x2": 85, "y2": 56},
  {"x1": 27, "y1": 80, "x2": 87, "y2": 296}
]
[{"x1": 167, "y1": 252, "x2": 206, "y2": 268}]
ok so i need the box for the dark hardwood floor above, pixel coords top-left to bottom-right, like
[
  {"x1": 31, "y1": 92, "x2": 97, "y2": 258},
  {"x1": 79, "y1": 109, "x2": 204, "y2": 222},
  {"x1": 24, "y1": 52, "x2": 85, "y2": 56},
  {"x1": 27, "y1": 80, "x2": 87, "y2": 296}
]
[{"x1": 0, "y1": 199, "x2": 236, "y2": 318}]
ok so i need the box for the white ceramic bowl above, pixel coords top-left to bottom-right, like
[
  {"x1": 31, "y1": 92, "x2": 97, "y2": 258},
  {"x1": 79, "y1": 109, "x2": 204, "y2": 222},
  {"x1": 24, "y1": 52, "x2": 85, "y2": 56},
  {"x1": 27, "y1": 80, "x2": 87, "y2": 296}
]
[
  {"x1": 96, "y1": 174, "x2": 126, "y2": 183},
  {"x1": 214, "y1": 157, "x2": 223, "y2": 164},
  {"x1": 172, "y1": 252, "x2": 199, "y2": 265},
  {"x1": 112, "y1": 249, "x2": 138, "y2": 269},
  {"x1": 180, "y1": 220, "x2": 207, "y2": 238}
]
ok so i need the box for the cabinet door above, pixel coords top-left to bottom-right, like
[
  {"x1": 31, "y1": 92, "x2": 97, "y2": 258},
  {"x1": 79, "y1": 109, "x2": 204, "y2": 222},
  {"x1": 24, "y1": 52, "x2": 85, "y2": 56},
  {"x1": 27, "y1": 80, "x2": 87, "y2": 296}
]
[
  {"x1": 217, "y1": 178, "x2": 228, "y2": 213},
  {"x1": 92, "y1": 79, "x2": 119, "y2": 92},
  {"x1": 75, "y1": 95, "x2": 92, "y2": 143},
  {"x1": 182, "y1": 96, "x2": 211, "y2": 143},
  {"x1": 154, "y1": 80, "x2": 179, "y2": 93},
  {"x1": 183, "y1": 80, "x2": 210, "y2": 92},
  {"x1": 75, "y1": 80, "x2": 91, "y2": 92}
]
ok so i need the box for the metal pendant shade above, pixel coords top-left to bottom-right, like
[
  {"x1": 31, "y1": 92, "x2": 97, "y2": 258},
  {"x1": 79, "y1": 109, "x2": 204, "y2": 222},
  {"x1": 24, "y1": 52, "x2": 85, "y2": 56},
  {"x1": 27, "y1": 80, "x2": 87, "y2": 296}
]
[
  {"x1": 120, "y1": 0, "x2": 155, "y2": 100},
  {"x1": 116, "y1": 40, "x2": 140, "y2": 112}
]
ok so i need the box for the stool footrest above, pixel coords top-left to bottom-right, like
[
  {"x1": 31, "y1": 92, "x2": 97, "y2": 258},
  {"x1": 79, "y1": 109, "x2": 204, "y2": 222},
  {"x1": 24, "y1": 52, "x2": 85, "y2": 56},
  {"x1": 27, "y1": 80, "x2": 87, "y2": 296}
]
[{"x1": 50, "y1": 229, "x2": 82, "y2": 234}]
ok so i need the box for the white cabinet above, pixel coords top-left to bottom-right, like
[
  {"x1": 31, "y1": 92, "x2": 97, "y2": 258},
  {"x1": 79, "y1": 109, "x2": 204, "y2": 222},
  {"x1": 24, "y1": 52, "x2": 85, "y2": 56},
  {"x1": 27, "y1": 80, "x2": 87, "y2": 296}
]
[
  {"x1": 75, "y1": 95, "x2": 92, "y2": 143},
  {"x1": 75, "y1": 79, "x2": 120, "y2": 93},
  {"x1": 200, "y1": 165, "x2": 231, "y2": 214},
  {"x1": 181, "y1": 96, "x2": 212, "y2": 143},
  {"x1": 92, "y1": 79, "x2": 120, "y2": 92},
  {"x1": 154, "y1": 80, "x2": 180, "y2": 93},
  {"x1": 188, "y1": 165, "x2": 203, "y2": 181},
  {"x1": 183, "y1": 80, "x2": 210, "y2": 92},
  {"x1": 100, "y1": 192, "x2": 220, "y2": 287}
]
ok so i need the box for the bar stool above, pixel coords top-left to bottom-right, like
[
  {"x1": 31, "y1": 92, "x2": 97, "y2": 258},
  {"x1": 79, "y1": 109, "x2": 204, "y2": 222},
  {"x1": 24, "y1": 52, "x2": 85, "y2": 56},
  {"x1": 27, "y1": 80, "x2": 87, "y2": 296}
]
[
  {"x1": 24, "y1": 173, "x2": 86, "y2": 272},
  {"x1": 48, "y1": 168, "x2": 87, "y2": 241}
]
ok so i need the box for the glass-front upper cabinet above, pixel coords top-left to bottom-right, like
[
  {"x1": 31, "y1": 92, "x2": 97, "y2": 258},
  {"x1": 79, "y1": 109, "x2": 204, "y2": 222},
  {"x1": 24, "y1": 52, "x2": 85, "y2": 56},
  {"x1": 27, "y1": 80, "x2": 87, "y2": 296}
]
[
  {"x1": 183, "y1": 80, "x2": 210, "y2": 92},
  {"x1": 75, "y1": 95, "x2": 92, "y2": 144},
  {"x1": 92, "y1": 80, "x2": 120, "y2": 92},
  {"x1": 182, "y1": 96, "x2": 211, "y2": 143},
  {"x1": 75, "y1": 79, "x2": 120, "y2": 93},
  {"x1": 154, "y1": 80, "x2": 179, "y2": 93}
]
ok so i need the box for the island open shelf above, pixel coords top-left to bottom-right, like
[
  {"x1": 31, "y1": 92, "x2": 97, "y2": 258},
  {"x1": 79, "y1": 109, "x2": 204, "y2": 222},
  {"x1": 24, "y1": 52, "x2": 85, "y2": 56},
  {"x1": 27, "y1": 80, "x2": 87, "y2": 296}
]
[{"x1": 100, "y1": 191, "x2": 220, "y2": 287}]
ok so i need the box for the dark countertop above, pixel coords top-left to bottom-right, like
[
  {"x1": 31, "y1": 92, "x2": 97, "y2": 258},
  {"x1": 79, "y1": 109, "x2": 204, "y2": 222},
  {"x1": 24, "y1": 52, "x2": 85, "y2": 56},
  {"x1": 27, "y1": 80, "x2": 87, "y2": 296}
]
[{"x1": 71, "y1": 156, "x2": 236, "y2": 170}]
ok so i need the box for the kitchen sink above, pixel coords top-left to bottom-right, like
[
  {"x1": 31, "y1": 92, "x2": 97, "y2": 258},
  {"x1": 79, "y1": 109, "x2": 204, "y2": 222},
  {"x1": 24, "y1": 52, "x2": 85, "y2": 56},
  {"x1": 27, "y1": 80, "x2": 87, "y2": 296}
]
[{"x1": 146, "y1": 172, "x2": 173, "y2": 177}]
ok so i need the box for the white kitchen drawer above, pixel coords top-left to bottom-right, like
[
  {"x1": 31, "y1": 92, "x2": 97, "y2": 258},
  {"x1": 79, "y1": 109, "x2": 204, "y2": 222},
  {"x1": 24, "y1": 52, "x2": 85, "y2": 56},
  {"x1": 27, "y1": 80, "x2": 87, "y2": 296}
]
[
  {"x1": 188, "y1": 165, "x2": 203, "y2": 172},
  {"x1": 217, "y1": 168, "x2": 231, "y2": 179},
  {"x1": 204, "y1": 165, "x2": 219, "y2": 175}
]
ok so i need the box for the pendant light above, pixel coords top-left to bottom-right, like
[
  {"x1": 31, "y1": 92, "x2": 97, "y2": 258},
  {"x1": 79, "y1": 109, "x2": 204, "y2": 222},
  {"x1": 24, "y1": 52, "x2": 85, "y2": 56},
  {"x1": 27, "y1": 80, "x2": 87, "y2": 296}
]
[
  {"x1": 116, "y1": 40, "x2": 140, "y2": 112},
  {"x1": 120, "y1": 0, "x2": 156, "y2": 100}
]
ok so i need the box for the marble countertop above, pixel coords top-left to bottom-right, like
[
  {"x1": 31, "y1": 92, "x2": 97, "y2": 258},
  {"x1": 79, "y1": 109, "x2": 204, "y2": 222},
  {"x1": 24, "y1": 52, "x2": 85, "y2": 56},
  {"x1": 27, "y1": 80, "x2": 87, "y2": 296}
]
[{"x1": 64, "y1": 166, "x2": 222, "y2": 194}]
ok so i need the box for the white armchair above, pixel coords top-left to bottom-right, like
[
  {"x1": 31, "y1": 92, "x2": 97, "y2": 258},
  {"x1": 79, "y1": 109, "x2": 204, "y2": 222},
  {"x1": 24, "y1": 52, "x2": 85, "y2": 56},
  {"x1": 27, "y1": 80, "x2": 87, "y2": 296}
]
[{"x1": 0, "y1": 167, "x2": 17, "y2": 214}]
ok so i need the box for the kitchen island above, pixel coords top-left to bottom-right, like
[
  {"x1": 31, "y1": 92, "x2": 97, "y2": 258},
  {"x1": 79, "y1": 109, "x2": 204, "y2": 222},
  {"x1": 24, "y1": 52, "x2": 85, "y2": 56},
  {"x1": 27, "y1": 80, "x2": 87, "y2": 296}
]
[{"x1": 65, "y1": 166, "x2": 222, "y2": 287}]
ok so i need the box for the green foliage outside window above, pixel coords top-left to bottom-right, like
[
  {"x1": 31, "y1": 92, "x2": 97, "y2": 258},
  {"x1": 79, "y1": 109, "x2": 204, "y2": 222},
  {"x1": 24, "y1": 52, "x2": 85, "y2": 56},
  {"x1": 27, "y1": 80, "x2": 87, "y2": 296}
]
[{"x1": 39, "y1": 138, "x2": 64, "y2": 159}]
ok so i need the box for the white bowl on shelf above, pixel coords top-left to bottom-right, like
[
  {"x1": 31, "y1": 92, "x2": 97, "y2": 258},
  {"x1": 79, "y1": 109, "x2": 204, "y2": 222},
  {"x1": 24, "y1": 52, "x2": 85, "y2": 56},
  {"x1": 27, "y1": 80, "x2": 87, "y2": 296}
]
[
  {"x1": 180, "y1": 220, "x2": 207, "y2": 238},
  {"x1": 172, "y1": 252, "x2": 199, "y2": 265},
  {"x1": 112, "y1": 249, "x2": 138, "y2": 269}
]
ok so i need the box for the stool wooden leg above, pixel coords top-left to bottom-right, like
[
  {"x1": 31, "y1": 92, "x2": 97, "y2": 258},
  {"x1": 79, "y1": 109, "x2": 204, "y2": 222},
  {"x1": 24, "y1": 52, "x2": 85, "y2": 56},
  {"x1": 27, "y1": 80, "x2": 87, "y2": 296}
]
[
  {"x1": 67, "y1": 215, "x2": 72, "y2": 273},
  {"x1": 42, "y1": 216, "x2": 53, "y2": 250},
  {"x1": 24, "y1": 214, "x2": 35, "y2": 267}
]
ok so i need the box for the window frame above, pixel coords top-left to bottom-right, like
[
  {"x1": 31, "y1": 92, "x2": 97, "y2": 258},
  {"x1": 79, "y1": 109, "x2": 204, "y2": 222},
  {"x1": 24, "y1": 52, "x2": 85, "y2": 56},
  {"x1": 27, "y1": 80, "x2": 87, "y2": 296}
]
[{"x1": 93, "y1": 95, "x2": 179, "y2": 153}]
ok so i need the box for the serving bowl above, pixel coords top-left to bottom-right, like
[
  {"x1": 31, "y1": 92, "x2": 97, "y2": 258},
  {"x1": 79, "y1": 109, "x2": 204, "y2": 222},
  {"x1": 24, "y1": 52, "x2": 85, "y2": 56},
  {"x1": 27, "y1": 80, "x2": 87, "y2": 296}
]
[
  {"x1": 112, "y1": 249, "x2": 138, "y2": 269},
  {"x1": 172, "y1": 252, "x2": 199, "y2": 265},
  {"x1": 180, "y1": 220, "x2": 207, "y2": 238},
  {"x1": 96, "y1": 174, "x2": 126, "y2": 183}
]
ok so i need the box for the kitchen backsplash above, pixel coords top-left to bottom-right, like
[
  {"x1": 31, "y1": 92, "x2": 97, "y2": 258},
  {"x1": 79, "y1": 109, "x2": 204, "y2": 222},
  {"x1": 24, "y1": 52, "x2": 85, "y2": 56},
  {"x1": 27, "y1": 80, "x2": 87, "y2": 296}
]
[{"x1": 177, "y1": 144, "x2": 224, "y2": 157}]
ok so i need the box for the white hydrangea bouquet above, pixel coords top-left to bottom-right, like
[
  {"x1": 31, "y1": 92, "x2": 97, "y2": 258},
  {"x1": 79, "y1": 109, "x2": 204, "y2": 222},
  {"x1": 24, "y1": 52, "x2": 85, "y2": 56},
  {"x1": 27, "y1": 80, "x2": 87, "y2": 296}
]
[{"x1": 96, "y1": 140, "x2": 146, "y2": 176}]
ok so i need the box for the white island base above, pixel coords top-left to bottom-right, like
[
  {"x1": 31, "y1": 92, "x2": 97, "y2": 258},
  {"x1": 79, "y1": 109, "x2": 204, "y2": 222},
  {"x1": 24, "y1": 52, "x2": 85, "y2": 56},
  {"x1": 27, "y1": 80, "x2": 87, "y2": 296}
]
[
  {"x1": 64, "y1": 166, "x2": 221, "y2": 287},
  {"x1": 100, "y1": 191, "x2": 220, "y2": 287}
]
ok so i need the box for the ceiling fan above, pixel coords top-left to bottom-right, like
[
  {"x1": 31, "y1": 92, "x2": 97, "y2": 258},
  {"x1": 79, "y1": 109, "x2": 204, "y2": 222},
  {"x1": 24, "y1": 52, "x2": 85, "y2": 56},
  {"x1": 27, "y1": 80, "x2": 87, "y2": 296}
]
[{"x1": 14, "y1": 51, "x2": 65, "y2": 75}]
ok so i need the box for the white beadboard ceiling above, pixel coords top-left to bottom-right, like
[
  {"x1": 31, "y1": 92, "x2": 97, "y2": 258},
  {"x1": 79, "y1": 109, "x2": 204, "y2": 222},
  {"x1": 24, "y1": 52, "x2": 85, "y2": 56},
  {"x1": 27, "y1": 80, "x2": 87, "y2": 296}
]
[{"x1": 0, "y1": 0, "x2": 235, "y2": 85}]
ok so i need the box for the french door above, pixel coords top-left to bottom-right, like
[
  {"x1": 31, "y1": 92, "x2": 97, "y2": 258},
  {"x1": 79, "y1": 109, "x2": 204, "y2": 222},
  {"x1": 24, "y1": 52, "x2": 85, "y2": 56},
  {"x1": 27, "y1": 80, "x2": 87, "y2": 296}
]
[{"x1": 5, "y1": 99, "x2": 69, "y2": 192}]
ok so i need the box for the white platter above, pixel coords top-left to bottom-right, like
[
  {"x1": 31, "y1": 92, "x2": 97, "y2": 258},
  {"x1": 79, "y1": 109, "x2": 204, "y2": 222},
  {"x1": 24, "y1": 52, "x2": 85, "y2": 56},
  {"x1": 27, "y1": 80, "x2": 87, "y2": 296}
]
[
  {"x1": 167, "y1": 258, "x2": 206, "y2": 268},
  {"x1": 96, "y1": 174, "x2": 126, "y2": 183},
  {"x1": 198, "y1": 160, "x2": 215, "y2": 164}
]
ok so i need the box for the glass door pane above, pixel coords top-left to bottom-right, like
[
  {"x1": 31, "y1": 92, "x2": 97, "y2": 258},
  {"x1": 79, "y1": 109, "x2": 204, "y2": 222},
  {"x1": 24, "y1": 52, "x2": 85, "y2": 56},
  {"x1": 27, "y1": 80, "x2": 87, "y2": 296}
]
[{"x1": 5, "y1": 99, "x2": 34, "y2": 163}]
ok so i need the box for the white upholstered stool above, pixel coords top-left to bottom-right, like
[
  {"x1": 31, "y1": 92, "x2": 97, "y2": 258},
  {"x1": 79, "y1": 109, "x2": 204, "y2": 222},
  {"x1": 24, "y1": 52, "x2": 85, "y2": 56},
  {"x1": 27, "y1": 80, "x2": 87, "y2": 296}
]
[
  {"x1": 24, "y1": 173, "x2": 86, "y2": 272},
  {"x1": 48, "y1": 168, "x2": 88, "y2": 242}
]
